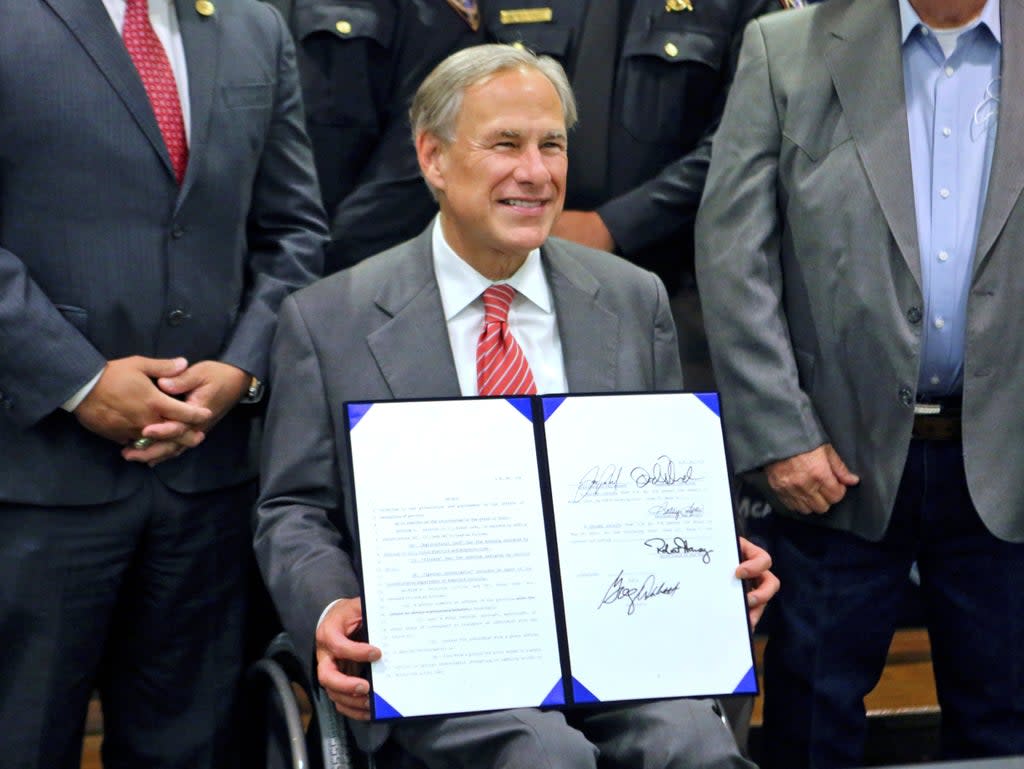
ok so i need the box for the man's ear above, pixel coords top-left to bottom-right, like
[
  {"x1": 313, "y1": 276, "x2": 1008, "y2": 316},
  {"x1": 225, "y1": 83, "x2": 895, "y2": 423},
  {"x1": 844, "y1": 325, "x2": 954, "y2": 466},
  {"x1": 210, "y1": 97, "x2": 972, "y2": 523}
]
[{"x1": 415, "y1": 131, "x2": 447, "y2": 193}]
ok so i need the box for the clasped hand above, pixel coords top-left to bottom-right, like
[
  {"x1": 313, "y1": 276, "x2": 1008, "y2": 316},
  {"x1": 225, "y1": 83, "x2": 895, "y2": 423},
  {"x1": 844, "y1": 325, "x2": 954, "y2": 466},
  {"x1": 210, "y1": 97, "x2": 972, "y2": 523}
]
[{"x1": 75, "y1": 355, "x2": 251, "y2": 466}]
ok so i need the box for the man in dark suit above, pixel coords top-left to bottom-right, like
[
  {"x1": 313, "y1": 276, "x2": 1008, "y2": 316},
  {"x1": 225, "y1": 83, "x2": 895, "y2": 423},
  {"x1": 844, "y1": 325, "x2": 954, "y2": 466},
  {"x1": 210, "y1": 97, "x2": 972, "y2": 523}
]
[
  {"x1": 255, "y1": 43, "x2": 777, "y2": 768},
  {"x1": 0, "y1": 2, "x2": 325, "y2": 767},
  {"x1": 696, "y1": 0, "x2": 1024, "y2": 765}
]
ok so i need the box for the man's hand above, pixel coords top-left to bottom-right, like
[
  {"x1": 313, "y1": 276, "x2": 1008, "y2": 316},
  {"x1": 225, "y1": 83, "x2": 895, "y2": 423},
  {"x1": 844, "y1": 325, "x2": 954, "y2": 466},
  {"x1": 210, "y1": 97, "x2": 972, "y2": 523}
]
[
  {"x1": 316, "y1": 598, "x2": 382, "y2": 721},
  {"x1": 736, "y1": 537, "x2": 780, "y2": 630},
  {"x1": 551, "y1": 210, "x2": 615, "y2": 251},
  {"x1": 75, "y1": 356, "x2": 213, "y2": 446},
  {"x1": 764, "y1": 444, "x2": 859, "y2": 515},
  {"x1": 122, "y1": 360, "x2": 250, "y2": 466}
]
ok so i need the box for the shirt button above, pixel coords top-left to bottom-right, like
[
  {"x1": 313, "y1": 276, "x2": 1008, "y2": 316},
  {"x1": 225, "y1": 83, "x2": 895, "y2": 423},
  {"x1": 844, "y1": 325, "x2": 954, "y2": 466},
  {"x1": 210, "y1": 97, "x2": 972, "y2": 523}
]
[
  {"x1": 930, "y1": 375, "x2": 941, "y2": 385},
  {"x1": 945, "y1": 66, "x2": 955, "y2": 77},
  {"x1": 938, "y1": 250, "x2": 950, "y2": 262},
  {"x1": 171, "y1": 225, "x2": 185, "y2": 239},
  {"x1": 934, "y1": 317, "x2": 946, "y2": 329},
  {"x1": 942, "y1": 127, "x2": 952, "y2": 137},
  {"x1": 167, "y1": 308, "x2": 188, "y2": 327},
  {"x1": 939, "y1": 188, "x2": 950, "y2": 199}
]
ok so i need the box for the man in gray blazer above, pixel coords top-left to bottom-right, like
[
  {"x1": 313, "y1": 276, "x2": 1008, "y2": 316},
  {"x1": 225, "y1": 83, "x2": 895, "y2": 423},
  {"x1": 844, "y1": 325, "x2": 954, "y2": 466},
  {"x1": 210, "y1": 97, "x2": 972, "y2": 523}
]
[
  {"x1": 0, "y1": 2, "x2": 325, "y2": 767},
  {"x1": 696, "y1": 0, "x2": 1024, "y2": 765},
  {"x1": 256, "y1": 44, "x2": 777, "y2": 769}
]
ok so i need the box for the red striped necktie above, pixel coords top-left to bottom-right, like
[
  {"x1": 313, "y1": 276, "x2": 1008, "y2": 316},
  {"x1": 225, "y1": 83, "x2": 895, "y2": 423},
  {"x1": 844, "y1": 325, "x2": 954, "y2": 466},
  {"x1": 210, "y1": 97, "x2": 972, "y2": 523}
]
[
  {"x1": 476, "y1": 284, "x2": 538, "y2": 396},
  {"x1": 123, "y1": 0, "x2": 189, "y2": 184}
]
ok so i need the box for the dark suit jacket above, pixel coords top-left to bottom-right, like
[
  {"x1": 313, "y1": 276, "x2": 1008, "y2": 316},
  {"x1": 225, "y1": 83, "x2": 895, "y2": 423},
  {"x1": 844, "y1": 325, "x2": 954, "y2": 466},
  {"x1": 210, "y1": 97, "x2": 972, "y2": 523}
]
[
  {"x1": 0, "y1": 0, "x2": 326, "y2": 506},
  {"x1": 253, "y1": 226, "x2": 681, "y2": 747}
]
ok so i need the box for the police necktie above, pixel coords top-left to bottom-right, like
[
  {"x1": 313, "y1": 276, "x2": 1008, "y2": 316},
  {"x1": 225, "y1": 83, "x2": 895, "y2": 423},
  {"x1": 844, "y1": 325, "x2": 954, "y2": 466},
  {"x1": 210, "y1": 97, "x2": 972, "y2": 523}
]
[
  {"x1": 476, "y1": 284, "x2": 538, "y2": 396},
  {"x1": 123, "y1": 0, "x2": 189, "y2": 184}
]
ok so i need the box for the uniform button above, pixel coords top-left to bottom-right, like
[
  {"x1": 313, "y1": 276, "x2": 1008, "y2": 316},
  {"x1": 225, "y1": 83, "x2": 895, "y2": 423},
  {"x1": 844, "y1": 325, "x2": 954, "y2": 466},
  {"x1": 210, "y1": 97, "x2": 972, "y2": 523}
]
[
  {"x1": 938, "y1": 250, "x2": 949, "y2": 262},
  {"x1": 167, "y1": 308, "x2": 188, "y2": 327},
  {"x1": 336, "y1": 20, "x2": 352, "y2": 34},
  {"x1": 899, "y1": 386, "x2": 914, "y2": 406},
  {"x1": 934, "y1": 317, "x2": 945, "y2": 329},
  {"x1": 906, "y1": 306, "x2": 922, "y2": 324},
  {"x1": 511, "y1": 41, "x2": 525, "y2": 50},
  {"x1": 171, "y1": 225, "x2": 185, "y2": 239},
  {"x1": 664, "y1": 42, "x2": 679, "y2": 58}
]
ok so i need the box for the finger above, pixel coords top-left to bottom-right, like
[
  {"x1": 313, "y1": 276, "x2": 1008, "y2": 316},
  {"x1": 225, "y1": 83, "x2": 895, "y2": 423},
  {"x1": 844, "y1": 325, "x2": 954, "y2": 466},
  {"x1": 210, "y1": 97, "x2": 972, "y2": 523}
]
[
  {"x1": 121, "y1": 439, "x2": 182, "y2": 464},
  {"x1": 134, "y1": 356, "x2": 189, "y2": 380},
  {"x1": 141, "y1": 421, "x2": 206, "y2": 448},
  {"x1": 735, "y1": 548, "x2": 771, "y2": 580},
  {"x1": 157, "y1": 366, "x2": 205, "y2": 397},
  {"x1": 318, "y1": 661, "x2": 371, "y2": 699},
  {"x1": 153, "y1": 392, "x2": 213, "y2": 426},
  {"x1": 321, "y1": 633, "x2": 382, "y2": 665},
  {"x1": 334, "y1": 697, "x2": 372, "y2": 721},
  {"x1": 820, "y1": 479, "x2": 849, "y2": 507},
  {"x1": 747, "y1": 570, "x2": 781, "y2": 608},
  {"x1": 826, "y1": 446, "x2": 861, "y2": 486}
]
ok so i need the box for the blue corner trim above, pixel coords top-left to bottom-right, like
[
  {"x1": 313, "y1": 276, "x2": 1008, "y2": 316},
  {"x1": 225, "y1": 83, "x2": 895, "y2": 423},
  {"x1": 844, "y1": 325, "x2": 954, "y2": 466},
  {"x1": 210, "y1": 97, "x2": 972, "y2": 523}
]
[
  {"x1": 695, "y1": 392, "x2": 720, "y2": 417},
  {"x1": 373, "y1": 693, "x2": 403, "y2": 720},
  {"x1": 732, "y1": 666, "x2": 758, "y2": 694},
  {"x1": 542, "y1": 396, "x2": 566, "y2": 421},
  {"x1": 506, "y1": 396, "x2": 534, "y2": 421},
  {"x1": 347, "y1": 402, "x2": 373, "y2": 430},
  {"x1": 540, "y1": 678, "x2": 566, "y2": 706},
  {"x1": 571, "y1": 677, "x2": 600, "y2": 703}
]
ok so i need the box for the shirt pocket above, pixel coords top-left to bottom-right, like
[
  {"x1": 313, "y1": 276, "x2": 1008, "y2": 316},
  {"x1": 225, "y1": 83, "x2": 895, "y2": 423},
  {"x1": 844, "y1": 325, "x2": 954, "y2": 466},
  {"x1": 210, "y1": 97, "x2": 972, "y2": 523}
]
[{"x1": 620, "y1": 27, "x2": 726, "y2": 145}]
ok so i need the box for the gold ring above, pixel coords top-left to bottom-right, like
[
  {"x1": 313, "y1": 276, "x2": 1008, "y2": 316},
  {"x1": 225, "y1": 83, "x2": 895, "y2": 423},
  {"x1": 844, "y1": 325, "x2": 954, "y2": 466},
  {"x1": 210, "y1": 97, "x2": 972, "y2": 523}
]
[{"x1": 132, "y1": 437, "x2": 153, "y2": 450}]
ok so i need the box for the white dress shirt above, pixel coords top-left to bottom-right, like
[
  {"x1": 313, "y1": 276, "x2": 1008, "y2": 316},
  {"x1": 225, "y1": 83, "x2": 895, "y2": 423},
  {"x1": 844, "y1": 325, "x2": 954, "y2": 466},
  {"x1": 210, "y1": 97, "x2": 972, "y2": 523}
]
[{"x1": 431, "y1": 216, "x2": 568, "y2": 396}]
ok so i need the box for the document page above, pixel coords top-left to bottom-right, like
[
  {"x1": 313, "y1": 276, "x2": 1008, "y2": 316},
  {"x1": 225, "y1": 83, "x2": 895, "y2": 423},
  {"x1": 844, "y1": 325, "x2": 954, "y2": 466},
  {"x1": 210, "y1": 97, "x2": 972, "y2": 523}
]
[
  {"x1": 542, "y1": 393, "x2": 755, "y2": 702},
  {"x1": 347, "y1": 398, "x2": 564, "y2": 718}
]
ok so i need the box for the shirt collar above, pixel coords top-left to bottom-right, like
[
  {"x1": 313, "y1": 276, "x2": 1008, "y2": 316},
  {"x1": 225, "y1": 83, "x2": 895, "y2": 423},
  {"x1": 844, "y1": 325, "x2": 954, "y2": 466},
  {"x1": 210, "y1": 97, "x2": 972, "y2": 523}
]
[
  {"x1": 431, "y1": 216, "x2": 553, "y2": 321},
  {"x1": 899, "y1": 0, "x2": 1001, "y2": 45}
]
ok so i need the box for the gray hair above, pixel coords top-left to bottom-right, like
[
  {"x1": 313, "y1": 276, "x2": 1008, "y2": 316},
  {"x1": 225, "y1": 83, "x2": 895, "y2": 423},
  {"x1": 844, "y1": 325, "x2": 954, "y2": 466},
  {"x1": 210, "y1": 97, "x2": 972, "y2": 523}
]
[{"x1": 410, "y1": 43, "x2": 577, "y2": 145}]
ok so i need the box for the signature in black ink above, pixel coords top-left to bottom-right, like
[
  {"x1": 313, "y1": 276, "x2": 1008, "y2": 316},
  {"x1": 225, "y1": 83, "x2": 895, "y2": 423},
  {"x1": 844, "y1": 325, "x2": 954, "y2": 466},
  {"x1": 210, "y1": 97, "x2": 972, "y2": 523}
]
[
  {"x1": 598, "y1": 570, "x2": 680, "y2": 615},
  {"x1": 572, "y1": 464, "x2": 625, "y2": 502},
  {"x1": 630, "y1": 455, "x2": 699, "y2": 488},
  {"x1": 649, "y1": 503, "x2": 703, "y2": 520},
  {"x1": 644, "y1": 537, "x2": 713, "y2": 564}
]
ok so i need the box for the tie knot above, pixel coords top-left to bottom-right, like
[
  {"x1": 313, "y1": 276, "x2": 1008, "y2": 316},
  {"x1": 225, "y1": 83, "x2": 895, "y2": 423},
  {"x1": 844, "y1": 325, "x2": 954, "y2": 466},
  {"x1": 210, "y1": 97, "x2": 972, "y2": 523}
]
[{"x1": 482, "y1": 284, "x2": 516, "y2": 324}]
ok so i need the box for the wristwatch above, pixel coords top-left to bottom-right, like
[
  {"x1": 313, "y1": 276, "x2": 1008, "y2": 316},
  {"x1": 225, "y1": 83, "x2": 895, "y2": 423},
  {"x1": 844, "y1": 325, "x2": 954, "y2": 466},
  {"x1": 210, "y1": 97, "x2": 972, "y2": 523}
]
[{"x1": 241, "y1": 376, "x2": 264, "y2": 404}]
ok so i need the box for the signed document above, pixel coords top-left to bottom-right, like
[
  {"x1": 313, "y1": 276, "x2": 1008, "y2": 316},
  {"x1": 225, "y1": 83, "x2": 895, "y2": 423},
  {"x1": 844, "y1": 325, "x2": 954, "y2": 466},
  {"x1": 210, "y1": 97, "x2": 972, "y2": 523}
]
[{"x1": 344, "y1": 393, "x2": 756, "y2": 721}]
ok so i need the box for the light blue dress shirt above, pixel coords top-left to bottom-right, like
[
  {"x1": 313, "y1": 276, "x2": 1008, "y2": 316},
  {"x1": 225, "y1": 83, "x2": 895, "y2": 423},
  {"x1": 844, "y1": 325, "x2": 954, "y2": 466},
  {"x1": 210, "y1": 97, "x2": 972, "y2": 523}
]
[{"x1": 900, "y1": 0, "x2": 1000, "y2": 397}]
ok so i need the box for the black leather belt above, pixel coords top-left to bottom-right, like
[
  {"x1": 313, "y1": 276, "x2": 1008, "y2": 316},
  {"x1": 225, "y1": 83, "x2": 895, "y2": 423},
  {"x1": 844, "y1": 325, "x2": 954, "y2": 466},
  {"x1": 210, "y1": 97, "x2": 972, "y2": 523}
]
[{"x1": 912, "y1": 397, "x2": 962, "y2": 441}]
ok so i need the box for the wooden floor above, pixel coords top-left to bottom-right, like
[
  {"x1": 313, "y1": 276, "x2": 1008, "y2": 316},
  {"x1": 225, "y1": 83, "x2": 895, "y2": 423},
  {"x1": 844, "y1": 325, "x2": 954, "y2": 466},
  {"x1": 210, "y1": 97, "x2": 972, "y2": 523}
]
[{"x1": 81, "y1": 629, "x2": 939, "y2": 769}]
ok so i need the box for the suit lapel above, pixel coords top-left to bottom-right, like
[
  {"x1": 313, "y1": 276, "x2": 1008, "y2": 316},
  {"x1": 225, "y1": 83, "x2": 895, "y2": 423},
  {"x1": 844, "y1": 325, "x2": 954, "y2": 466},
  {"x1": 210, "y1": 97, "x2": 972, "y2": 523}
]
[
  {"x1": 544, "y1": 241, "x2": 619, "y2": 393},
  {"x1": 974, "y1": 0, "x2": 1024, "y2": 273},
  {"x1": 367, "y1": 231, "x2": 462, "y2": 399},
  {"x1": 825, "y1": 0, "x2": 921, "y2": 286},
  {"x1": 176, "y1": 0, "x2": 220, "y2": 202},
  {"x1": 42, "y1": 0, "x2": 174, "y2": 179}
]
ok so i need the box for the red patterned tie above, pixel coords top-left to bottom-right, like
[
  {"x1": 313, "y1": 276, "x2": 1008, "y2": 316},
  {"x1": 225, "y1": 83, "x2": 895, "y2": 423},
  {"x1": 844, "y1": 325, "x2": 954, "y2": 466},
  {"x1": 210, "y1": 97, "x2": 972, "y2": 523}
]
[
  {"x1": 123, "y1": 0, "x2": 189, "y2": 184},
  {"x1": 476, "y1": 284, "x2": 538, "y2": 396}
]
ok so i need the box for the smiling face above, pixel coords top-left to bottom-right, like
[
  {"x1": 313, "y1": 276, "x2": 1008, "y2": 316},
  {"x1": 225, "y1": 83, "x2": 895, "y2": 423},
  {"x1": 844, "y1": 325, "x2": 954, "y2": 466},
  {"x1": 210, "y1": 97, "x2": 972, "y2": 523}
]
[{"x1": 416, "y1": 66, "x2": 568, "y2": 278}]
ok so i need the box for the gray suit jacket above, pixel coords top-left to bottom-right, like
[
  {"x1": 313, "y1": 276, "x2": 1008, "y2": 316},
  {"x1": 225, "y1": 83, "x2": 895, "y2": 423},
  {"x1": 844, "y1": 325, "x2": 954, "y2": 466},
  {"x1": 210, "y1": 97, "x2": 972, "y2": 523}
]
[
  {"x1": 0, "y1": 0, "x2": 325, "y2": 504},
  {"x1": 695, "y1": 0, "x2": 1024, "y2": 542},
  {"x1": 254, "y1": 227, "x2": 681, "y2": 747}
]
